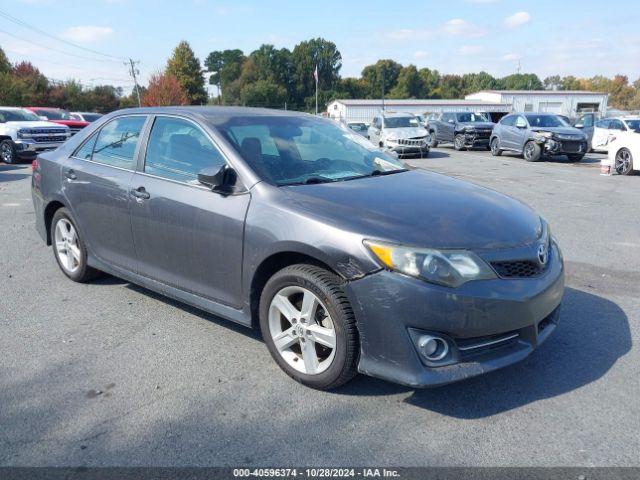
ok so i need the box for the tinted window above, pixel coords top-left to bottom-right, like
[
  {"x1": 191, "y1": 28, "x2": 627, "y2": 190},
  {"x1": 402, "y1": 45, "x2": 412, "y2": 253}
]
[
  {"x1": 384, "y1": 116, "x2": 419, "y2": 128},
  {"x1": 609, "y1": 120, "x2": 625, "y2": 130},
  {"x1": 0, "y1": 109, "x2": 41, "y2": 122},
  {"x1": 580, "y1": 115, "x2": 594, "y2": 127},
  {"x1": 456, "y1": 112, "x2": 489, "y2": 122},
  {"x1": 595, "y1": 119, "x2": 610, "y2": 128},
  {"x1": 145, "y1": 116, "x2": 226, "y2": 183},
  {"x1": 74, "y1": 132, "x2": 98, "y2": 160},
  {"x1": 92, "y1": 116, "x2": 146, "y2": 169},
  {"x1": 36, "y1": 109, "x2": 73, "y2": 120},
  {"x1": 515, "y1": 116, "x2": 528, "y2": 128},
  {"x1": 500, "y1": 116, "x2": 515, "y2": 126},
  {"x1": 442, "y1": 113, "x2": 453, "y2": 122},
  {"x1": 625, "y1": 120, "x2": 640, "y2": 132},
  {"x1": 525, "y1": 115, "x2": 567, "y2": 127}
]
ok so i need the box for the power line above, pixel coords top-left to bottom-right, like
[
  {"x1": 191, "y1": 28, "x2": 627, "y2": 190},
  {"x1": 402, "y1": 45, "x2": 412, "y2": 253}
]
[{"x1": 0, "y1": 9, "x2": 126, "y2": 61}]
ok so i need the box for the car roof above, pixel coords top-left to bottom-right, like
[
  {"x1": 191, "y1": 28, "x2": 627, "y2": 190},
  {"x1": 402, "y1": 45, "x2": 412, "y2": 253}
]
[
  {"x1": 381, "y1": 112, "x2": 415, "y2": 118},
  {"x1": 0, "y1": 106, "x2": 29, "y2": 111}
]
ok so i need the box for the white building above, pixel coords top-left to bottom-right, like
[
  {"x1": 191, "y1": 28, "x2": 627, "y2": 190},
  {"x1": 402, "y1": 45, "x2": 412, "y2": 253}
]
[
  {"x1": 326, "y1": 99, "x2": 511, "y2": 124},
  {"x1": 465, "y1": 90, "x2": 609, "y2": 117}
]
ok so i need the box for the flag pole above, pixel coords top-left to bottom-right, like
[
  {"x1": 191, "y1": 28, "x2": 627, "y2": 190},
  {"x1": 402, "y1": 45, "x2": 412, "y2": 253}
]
[{"x1": 314, "y1": 64, "x2": 319, "y2": 115}]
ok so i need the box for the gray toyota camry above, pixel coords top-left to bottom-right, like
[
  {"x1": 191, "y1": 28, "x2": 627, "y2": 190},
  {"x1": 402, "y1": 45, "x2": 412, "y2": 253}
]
[{"x1": 32, "y1": 107, "x2": 564, "y2": 390}]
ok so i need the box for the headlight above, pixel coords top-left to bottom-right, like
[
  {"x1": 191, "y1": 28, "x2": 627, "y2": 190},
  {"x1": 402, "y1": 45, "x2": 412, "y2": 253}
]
[
  {"x1": 385, "y1": 136, "x2": 398, "y2": 143},
  {"x1": 364, "y1": 240, "x2": 497, "y2": 288},
  {"x1": 17, "y1": 129, "x2": 30, "y2": 139},
  {"x1": 534, "y1": 131, "x2": 553, "y2": 140},
  {"x1": 463, "y1": 126, "x2": 476, "y2": 132}
]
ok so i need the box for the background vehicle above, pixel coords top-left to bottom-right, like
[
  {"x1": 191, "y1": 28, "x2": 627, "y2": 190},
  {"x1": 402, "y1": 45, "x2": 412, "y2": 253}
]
[
  {"x1": 368, "y1": 112, "x2": 430, "y2": 157},
  {"x1": 0, "y1": 107, "x2": 70, "y2": 164},
  {"x1": 606, "y1": 130, "x2": 639, "y2": 175},
  {"x1": 70, "y1": 112, "x2": 104, "y2": 123},
  {"x1": 346, "y1": 121, "x2": 368, "y2": 136},
  {"x1": 490, "y1": 113, "x2": 588, "y2": 162},
  {"x1": 427, "y1": 112, "x2": 494, "y2": 150},
  {"x1": 25, "y1": 107, "x2": 89, "y2": 135},
  {"x1": 587, "y1": 117, "x2": 640, "y2": 152},
  {"x1": 32, "y1": 107, "x2": 562, "y2": 390}
]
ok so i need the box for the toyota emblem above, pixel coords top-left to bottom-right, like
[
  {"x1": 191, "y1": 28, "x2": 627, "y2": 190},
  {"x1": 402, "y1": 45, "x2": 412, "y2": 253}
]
[{"x1": 537, "y1": 243, "x2": 548, "y2": 266}]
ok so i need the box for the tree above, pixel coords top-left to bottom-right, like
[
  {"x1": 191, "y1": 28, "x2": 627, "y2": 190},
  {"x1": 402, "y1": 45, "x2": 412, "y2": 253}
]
[
  {"x1": 240, "y1": 80, "x2": 287, "y2": 108},
  {"x1": 434, "y1": 74, "x2": 465, "y2": 99},
  {"x1": 500, "y1": 73, "x2": 543, "y2": 90},
  {"x1": 361, "y1": 59, "x2": 402, "y2": 99},
  {"x1": 339, "y1": 77, "x2": 368, "y2": 99},
  {"x1": 543, "y1": 75, "x2": 561, "y2": 90},
  {"x1": 142, "y1": 72, "x2": 189, "y2": 106},
  {"x1": 418, "y1": 68, "x2": 440, "y2": 97},
  {"x1": 292, "y1": 38, "x2": 342, "y2": 106},
  {"x1": 389, "y1": 65, "x2": 424, "y2": 98},
  {"x1": 166, "y1": 40, "x2": 207, "y2": 104},
  {"x1": 0, "y1": 46, "x2": 11, "y2": 74},
  {"x1": 12, "y1": 61, "x2": 49, "y2": 105},
  {"x1": 461, "y1": 71, "x2": 498, "y2": 95},
  {"x1": 204, "y1": 48, "x2": 245, "y2": 103}
]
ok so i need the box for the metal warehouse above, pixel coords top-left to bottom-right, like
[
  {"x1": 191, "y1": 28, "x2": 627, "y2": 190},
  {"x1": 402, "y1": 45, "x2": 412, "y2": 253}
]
[
  {"x1": 465, "y1": 90, "x2": 609, "y2": 117},
  {"x1": 326, "y1": 99, "x2": 511, "y2": 123}
]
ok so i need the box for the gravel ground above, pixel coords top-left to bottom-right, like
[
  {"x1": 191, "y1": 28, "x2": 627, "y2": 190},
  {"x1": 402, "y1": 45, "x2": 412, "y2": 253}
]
[{"x1": 0, "y1": 149, "x2": 638, "y2": 467}]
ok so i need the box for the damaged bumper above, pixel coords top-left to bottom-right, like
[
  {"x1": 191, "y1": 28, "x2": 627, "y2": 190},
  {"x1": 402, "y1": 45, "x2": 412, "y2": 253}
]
[{"x1": 344, "y1": 243, "x2": 565, "y2": 387}]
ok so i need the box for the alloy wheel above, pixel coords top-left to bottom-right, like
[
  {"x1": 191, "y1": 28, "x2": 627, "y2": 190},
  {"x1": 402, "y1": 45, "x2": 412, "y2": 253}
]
[
  {"x1": 54, "y1": 218, "x2": 81, "y2": 274},
  {"x1": 491, "y1": 138, "x2": 500, "y2": 155},
  {"x1": 1, "y1": 142, "x2": 14, "y2": 164},
  {"x1": 524, "y1": 142, "x2": 535, "y2": 160},
  {"x1": 615, "y1": 148, "x2": 633, "y2": 175},
  {"x1": 268, "y1": 286, "x2": 336, "y2": 375}
]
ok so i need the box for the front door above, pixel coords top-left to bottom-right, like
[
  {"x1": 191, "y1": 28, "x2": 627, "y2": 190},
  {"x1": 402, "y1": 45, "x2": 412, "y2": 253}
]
[
  {"x1": 129, "y1": 115, "x2": 249, "y2": 307},
  {"x1": 61, "y1": 115, "x2": 147, "y2": 270}
]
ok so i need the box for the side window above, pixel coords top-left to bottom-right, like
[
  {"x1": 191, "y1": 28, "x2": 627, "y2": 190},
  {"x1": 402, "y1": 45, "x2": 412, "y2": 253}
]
[
  {"x1": 92, "y1": 116, "x2": 146, "y2": 169},
  {"x1": 595, "y1": 119, "x2": 610, "y2": 129},
  {"x1": 144, "y1": 116, "x2": 226, "y2": 183},
  {"x1": 73, "y1": 132, "x2": 98, "y2": 160},
  {"x1": 515, "y1": 116, "x2": 527, "y2": 128},
  {"x1": 501, "y1": 116, "x2": 514, "y2": 127},
  {"x1": 581, "y1": 115, "x2": 594, "y2": 128},
  {"x1": 609, "y1": 120, "x2": 625, "y2": 131}
]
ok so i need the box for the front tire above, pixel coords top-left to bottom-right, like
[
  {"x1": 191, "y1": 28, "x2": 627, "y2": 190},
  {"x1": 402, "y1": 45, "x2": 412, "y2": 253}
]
[
  {"x1": 453, "y1": 134, "x2": 466, "y2": 151},
  {"x1": 490, "y1": 137, "x2": 502, "y2": 156},
  {"x1": 614, "y1": 148, "x2": 634, "y2": 175},
  {"x1": 51, "y1": 208, "x2": 101, "y2": 282},
  {"x1": 523, "y1": 141, "x2": 542, "y2": 162},
  {"x1": 0, "y1": 140, "x2": 17, "y2": 164},
  {"x1": 259, "y1": 264, "x2": 359, "y2": 390}
]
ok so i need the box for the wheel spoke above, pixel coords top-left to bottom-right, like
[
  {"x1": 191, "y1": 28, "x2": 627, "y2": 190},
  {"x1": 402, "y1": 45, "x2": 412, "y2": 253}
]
[
  {"x1": 67, "y1": 244, "x2": 81, "y2": 262},
  {"x1": 271, "y1": 294, "x2": 299, "y2": 322},
  {"x1": 300, "y1": 291, "x2": 318, "y2": 323},
  {"x1": 64, "y1": 248, "x2": 75, "y2": 270},
  {"x1": 55, "y1": 240, "x2": 66, "y2": 254},
  {"x1": 306, "y1": 324, "x2": 336, "y2": 349},
  {"x1": 273, "y1": 326, "x2": 297, "y2": 352},
  {"x1": 300, "y1": 339, "x2": 319, "y2": 374},
  {"x1": 56, "y1": 221, "x2": 67, "y2": 241}
]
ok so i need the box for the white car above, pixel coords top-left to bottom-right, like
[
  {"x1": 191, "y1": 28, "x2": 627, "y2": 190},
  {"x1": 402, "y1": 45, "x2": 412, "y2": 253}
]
[
  {"x1": 605, "y1": 130, "x2": 639, "y2": 175},
  {"x1": 591, "y1": 117, "x2": 640, "y2": 152},
  {"x1": 367, "y1": 112, "x2": 430, "y2": 157},
  {"x1": 0, "y1": 107, "x2": 70, "y2": 164}
]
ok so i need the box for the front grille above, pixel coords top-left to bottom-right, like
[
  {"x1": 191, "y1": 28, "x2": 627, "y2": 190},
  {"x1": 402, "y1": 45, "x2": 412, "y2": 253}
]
[
  {"x1": 33, "y1": 136, "x2": 67, "y2": 143},
  {"x1": 469, "y1": 129, "x2": 492, "y2": 139},
  {"x1": 397, "y1": 137, "x2": 427, "y2": 147},
  {"x1": 69, "y1": 127, "x2": 84, "y2": 135},
  {"x1": 456, "y1": 331, "x2": 520, "y2": 360},
  {"x1": 491, "y1": 260, "x2": 543, "y2": 278},
  {"x1": 28, "y1": 128, "x2": 67, "y2": 135},
  {"x1": 561, "y1": 141, "x2": 584, "y2": 153}
]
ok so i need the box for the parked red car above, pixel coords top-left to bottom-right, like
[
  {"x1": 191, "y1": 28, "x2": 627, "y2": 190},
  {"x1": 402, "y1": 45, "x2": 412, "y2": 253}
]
[{"x1": 25, "y1": 107, "x2": 89, "y2": 135}]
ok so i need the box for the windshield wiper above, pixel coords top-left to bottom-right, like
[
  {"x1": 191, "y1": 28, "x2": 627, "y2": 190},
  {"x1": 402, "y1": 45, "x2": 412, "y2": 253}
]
[
  {"x1": 282, "y1": 176, "x2": 337, "y2": 186},
  {"x1": 369, "y1": 168, "x2": 409, "y2": 177}
]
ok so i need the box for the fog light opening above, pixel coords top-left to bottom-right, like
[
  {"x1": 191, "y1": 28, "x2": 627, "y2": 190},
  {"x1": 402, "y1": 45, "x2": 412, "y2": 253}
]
[{"x1": 418, "y1": 335, "x2": 449, "y2": 361}]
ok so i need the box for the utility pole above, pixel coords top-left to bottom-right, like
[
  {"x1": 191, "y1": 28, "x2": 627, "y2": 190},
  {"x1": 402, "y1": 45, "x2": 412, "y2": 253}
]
[
  {"x1": 381, "y1": 68, "x2": 385, "y2": 111},
  {"x1": 126, "y1": 58, "x2": 142, "y2": 107}
]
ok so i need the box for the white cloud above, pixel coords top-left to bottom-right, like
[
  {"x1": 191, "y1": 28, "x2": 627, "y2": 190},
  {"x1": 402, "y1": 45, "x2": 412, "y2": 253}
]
[
  {"x1": 504, "y1": 11, "x2": 531, "y2": 28},
  {"x1": 414, "y1": 50, "x2": 429, "y2": 59},
  {"x1": 442, "y1": 18, "x2": 486, "y2": 37},
  {"x1": 502, "y1": 53, "x2": 522, "y2": 61},
  {"x1": 458, "y1": 45, "x2": 484, "y2": 55},
  {"x1": 60, "y1": 25, "x2": 114, "y2": 43}
]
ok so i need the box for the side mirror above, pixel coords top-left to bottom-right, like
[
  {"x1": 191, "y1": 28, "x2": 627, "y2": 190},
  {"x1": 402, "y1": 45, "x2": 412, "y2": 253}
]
[
  {"x1": 448, "y1": 119, "x2": 455, "y2": 124},
  {"x1": 574, "y1": 123, "x2": 584, "y2": 129},
  {"x1": 516, "y1": 123, "x2": 527, "y2": 129},
  {"x1": 197, "y1": 164, "x2": 237, "y2": 194}
]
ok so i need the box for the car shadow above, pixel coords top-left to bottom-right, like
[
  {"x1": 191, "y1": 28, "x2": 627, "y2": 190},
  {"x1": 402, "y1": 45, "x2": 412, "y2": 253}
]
[
  {"x1": 0, "y1": 172, "x2": 30, "y2": 182},
  {"x1": 336, "y1": 287, "x2": 631, "y2": 418}
]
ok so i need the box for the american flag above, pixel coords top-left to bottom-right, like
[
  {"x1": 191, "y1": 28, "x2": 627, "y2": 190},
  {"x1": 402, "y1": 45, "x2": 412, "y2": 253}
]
[{"x1": 313, "y1": 64, "x2": 318, "y2": 83}]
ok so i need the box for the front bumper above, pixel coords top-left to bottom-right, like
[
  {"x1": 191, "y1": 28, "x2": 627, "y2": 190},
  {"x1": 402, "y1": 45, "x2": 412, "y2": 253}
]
[
  {"x1": 386, "y1": 142, "x2": 430, "y2": 157},
  {"x1": 14, "y1": 139, "x2": 66, "y2": 159},
  {"x1": 462, "y1": 131, "x2": 492, "y2": 146},
  {"x1": 542, "y1": 138, "x2": 588, "y2": 156},
  {"x1": 344, "y1": 243, "x2": 564, "y2": 387}
]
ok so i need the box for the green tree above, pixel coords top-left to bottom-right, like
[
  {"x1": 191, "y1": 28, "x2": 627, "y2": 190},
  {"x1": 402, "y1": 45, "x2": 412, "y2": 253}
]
[
  {"x1": 0, "y1": 72, "x2": 27, "y2": 105},
  {"x1": 204, "y1": 48, "x2": 245, "y2": 103},
  {"x1": 543, "y1": 75, "x2": 561, "y2": 90},
  {"x1": 461, "y1": 71, "x2": 498, "y2": 95},
  {"x1": 361, "y1": 59, "x2": 402, "y2": 99},
  {"x1": 500, "y1": 73, "x2": 543, "y2": 90},
  {"x1": 418, "y1": 68, "x2": 440, "y2": 97},
  {"x1": 559, "y1": 75, "x2": 581, "y2": 90},
  {"x1": 292, "y1": 38, "x2": 341, "y2": 107},
  {"x1": 433, "y1": 74, "x2": 464, "y2": 98},
  {"x1": 12, "y1": 61, "x2": 49, "y2": 105},
  {"x1": 0, "y1": 46, "x2": 11, "y2": 74},
  {"x1": 339, "y1": 77, "x2": 368, "y2": 99},
  {"x1": 389, "y1": 65, "x2": 424, "y2": 98},
  {"x1": 167, "y1": 40, "x2": 207, "y2": 105},
  {"x1": 240, "y1": 79, "x2": 287, "y2": 108}
]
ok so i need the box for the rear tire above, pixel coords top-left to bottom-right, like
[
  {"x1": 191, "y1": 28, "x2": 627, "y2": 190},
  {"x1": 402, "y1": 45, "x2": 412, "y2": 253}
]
[
  {"x1": 490, "y1": 137, "x2": 502, "y2": 156},
  {"x1": 614, "y1": 148, "x2": 634, "y2": 175},
  {"x1": 523, "y1": 141, "x2": 542, "y2": 162},
  {"x1": 0, "y1": 140, "x2": 17, "y2": 164},
  {"x1": 428, "y1": 132, "x2": 438, "y2": 148},
  {"x1": 259, "y1": 264, "x2": 359, "y2": 390},
  {"x1": 453, "y1": 134, "x2": 466, "y2": 151},
  {"x1": 51, "y1": 208, "x2": 101, "y2": 282}
]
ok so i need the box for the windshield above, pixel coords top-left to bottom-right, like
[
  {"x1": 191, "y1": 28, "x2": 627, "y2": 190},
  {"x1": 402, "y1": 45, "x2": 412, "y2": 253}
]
[
  {"x1": 0, "y1": 109, "x2": 41, "y2": 122},
  {"x1": 36, "y1": 109, "x2": 72, "y2": 120},
  {"x1": 216, "y1": 116, "x2": 406, "y2": 186},
  {"x1": 456, "y1": 112, "x2": 490, "y2": 123},
  {"x1": 625, "y1": 119, "x2": 640, "y2": 132},
  {"x1": 384, "y1": 116, "x2": 420, "y2": 128},
  {"x1": 525, "y1": 114, "x2": 568, "y2": 128},
  {"x1": 348, "y1": 123, "x2": 367, "y2": 132}
]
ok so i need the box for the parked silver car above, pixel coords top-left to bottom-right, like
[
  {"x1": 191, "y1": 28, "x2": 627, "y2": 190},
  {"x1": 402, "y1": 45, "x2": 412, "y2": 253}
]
[
  {"x1": 368, "y1": 112, "x2": 430, "y2": 157},
  {"x1": 490, "y1": 113, "x2": 588, "y2": 162}
]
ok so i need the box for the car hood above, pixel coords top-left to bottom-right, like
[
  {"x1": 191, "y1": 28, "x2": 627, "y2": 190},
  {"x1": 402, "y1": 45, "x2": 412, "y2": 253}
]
[
  {"x1": 4, "y1": 120, "x2": 67, "y2": 129},
  {"x1": 531, "y1": 126, "x2": 584, "y2": 136},
  {"x1": 281, "y1": 169, "x2": 542, "y2": 250},
  {"x1": 383, "y1": 127, "x2": 428, "y2": 139},
  {"x1": 459, "y1": 122, "x2": 495, "y2": 129}
]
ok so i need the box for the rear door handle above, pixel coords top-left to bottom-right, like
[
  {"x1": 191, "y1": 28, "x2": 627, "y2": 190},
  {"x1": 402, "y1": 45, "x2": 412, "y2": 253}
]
[
  {"x1": 131, "y1": 186, "x2": 150, "y2": 200},
  {"x1": 64, "y1": 169, "x2": 77, "y2": 180}
]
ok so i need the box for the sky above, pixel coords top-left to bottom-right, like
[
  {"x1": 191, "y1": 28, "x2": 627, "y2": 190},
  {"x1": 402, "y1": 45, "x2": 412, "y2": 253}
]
[{"x1": 1, "y1": 0, "x2": 639, "y2": 95}]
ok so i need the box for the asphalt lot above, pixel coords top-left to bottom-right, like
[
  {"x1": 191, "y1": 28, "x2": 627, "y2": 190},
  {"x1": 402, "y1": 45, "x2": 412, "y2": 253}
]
[{"x1": 1, "y1": 148, "x2": 638, "y2": 467}]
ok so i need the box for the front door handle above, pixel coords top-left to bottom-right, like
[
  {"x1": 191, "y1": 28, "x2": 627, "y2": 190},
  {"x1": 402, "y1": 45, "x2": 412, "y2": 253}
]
[
  {"x1": 131, "y1": 186, "x2": 150, "y2": 200},
  {"x1": 64, "y1": 169, "x2": 77, "y2": 180}
]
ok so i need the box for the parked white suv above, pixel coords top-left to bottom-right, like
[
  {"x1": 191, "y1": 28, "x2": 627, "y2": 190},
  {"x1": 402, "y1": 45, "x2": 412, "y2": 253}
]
[
  {"x1": 0, "y1": 107, "x2": 70, "y2": 164},
  {"x1": 368, "y1": 112, "x2": 430, "y2": 157}
]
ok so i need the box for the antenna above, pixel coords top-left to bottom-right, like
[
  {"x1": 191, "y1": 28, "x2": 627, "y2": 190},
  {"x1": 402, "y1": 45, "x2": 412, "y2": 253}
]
[
  {"x1": 517, "y1": 60, "x2": 521, "y2": 75},
  {"x1": 126, "y1": 58, "x2": 142, "y2": 107}
]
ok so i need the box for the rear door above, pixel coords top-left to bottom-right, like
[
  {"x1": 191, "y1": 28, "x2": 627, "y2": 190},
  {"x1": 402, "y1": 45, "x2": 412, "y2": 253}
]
[
  {"x1": 575, "y1": 114, "x2": 595, "y2": 145},
  {"x1": 129, "y1": 115, "x2": 250, "y2": 307},
  {"x1": 498, "y1": 115, "x2": 517, "y2": 150},
  {"x1": 61, "y1": 115, "x2": 147, "y2": 270},
  {"x1": 439, "y1": 113, "x2": 455, "y2": 142},
  {"x1": 512, "y1": 115, "x2": 529, "y2": 151},
  {"x1": 592, "y1": 119, "x2": 611, "y2": 150}
]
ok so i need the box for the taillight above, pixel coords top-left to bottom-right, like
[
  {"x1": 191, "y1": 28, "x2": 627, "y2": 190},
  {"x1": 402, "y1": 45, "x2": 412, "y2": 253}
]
[{"x1": 32, "y1": 159, "x2": 39, "y2": 171}]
